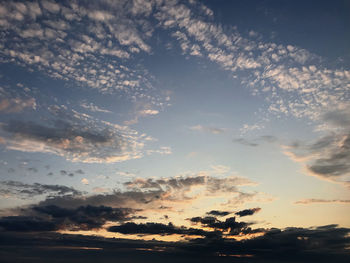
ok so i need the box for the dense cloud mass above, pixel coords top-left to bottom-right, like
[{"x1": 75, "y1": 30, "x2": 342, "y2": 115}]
[
  {"x1": 0, "y1": 224, "x2": 349, "y2": 263},
  {"x1": 207, "y1": 210, "x2": 231, "y2": 217},
  {"x1": 235, "y1": 207, "x2": 261, "y2": 217},
  {"x1": 108, "y1": 222, "x2": 215, "y2": 237},
  {"x1": 0, "y1": 205, "x2": 136, "y2": 232},
  {"x1": 189, "y1": 216, "x2": 253, "y2": 235}
]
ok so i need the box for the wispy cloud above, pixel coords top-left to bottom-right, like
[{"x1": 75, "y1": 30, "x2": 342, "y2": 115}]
[
  {"x1": 295, "y1": 199, "x2": 350, "y2": 205},
  {"x1": 0, "y1": 180, "x2": 81, "y2": 199},
  {"x1": 189, "y1": 125, "x2": 225, "y2": 134},
  {"x1": 80, "y1": 102, "x2": 112, "y2": 113}
]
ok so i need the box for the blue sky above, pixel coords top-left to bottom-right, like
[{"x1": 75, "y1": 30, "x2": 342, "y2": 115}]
[{"x1": 0, "y1": 0, "x2": 350, "y2": 261}]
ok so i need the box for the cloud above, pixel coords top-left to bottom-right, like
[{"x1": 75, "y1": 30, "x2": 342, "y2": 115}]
[
  {"x1": 206, "y1": 210, "x2": 231, "y2": 217},
  {"x1": 0, "y1": 216, "x2": 58, "y2": 232},
  {"x1": 281, "y1": 105, "x2": 350, "y2": 186},
  {"x1": 154, "y1": 0, "x2": 350, "y2": 125},
  {"x1": 0, "y1": 97, "x2": 36, "y2": 113},
  {"x1": 1, "y1": 225, "x2": 350, "y2": 262},
  {"x1": 239, "y1": 124, "x2": 264, "y2": 134},
  {"x1": 108, "y1": 222, "x2": 215, "y2": 237},
  {"x1": 0, "y1": 106, "x2": 147, "y2": 163},
  {"x1": 2, "y1": 172, "x2": 259, "y2": 230},
  {"x1": 295, "y1": 199, "x2": 350, "y2": 205},
  {"x1": 284, "y1": 132, "x2": 350, "y2": 185},
  {"x1": 234, "y1": 136, "x2": 278, "y2": 147},
  {"x1": 139, "y1": 109, "x2": 159, "y2": 116},
  {"x1": 235, "y1": 208, "x2": 261, "y2": 217},
  {"x1": 0, "y1": 205, "x2": 136, "y2": 232},
  {"x1": 189, "y1": 125, "x2": 225, "y2": 134},
  {"x1": 189, "y1": 216, "x2": 252, "y2": 235},
  {"x1": 80, "y1": 102, "x2": 112, "y2": 113},
  {"x1": 0, "y1": 0, "x2": 167, "y2": 110},
  {"x1": 81, "y1": 178, "x2": 89, "y2": 185},
  {"x1": 123, "y1": 174, "x2": 256, "y2": 204},
  {"x1": 33, "y1": 205, "x2": 135, "y2": 230},
  {"x1": 234, "y1": 138, "x2": 259, "y2": 147},
  {"x1": 1, "y1": 0, "x2": 349, "y2": 124},
  {"x1": 0, "y1": 181, "x2": 81, "y2": 199}
]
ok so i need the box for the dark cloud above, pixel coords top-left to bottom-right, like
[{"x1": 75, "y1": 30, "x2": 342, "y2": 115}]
[
  {"x1": 23, "y1": 174, "x2": 256, "y2": 217},
  {"x1": 233, "y1": 138, "x2": 259, "y2": 147},
  {"x1": 206, "y1": 210, "x2": 231, "y2": 217},
  {"x1": 287, "y1": 132, "x2": 350, "y2": 184},
  {"x1": 60, "y1": 170, "x2": 75, "y2": 177},
  {"x1": 1, "y1": 224, "x2": 349, "y2": 263},
  {"x1": 75, "y1": 169, "x2": 84, "y2": 174},
  {"x1": 235, "y1": 207, "x2": 261, "y2": 217},
  {"x1": 285, "y1": 108, "x2": 350, "y2": 185},
  {"x1": 27, "y1": 167, "x2": 38, "y2": 173},
  {"x1": 0, "y1": 216, "x2": 58, "y2": 232},
  {"x1": 189, "y1": 216, "x2": 251, "y2": 235},
  {"x1": 0, "y1": 181, "x2": 81, "y2": 199},
  {"x1": 108, "y1": 222, "x2": 217, "y2": 237},
  {"x1": 233, "y1": 136, "x2": 277, "y2": 147},
  {"x1": 323, "y1": 108, "x2": 350, "y2": 128},
  {"x1": 0, "y1": 205, "x2": 136, "y2": 232},
  {"x1": 0, "y1": 106, "x2": 146, "y2": 163},
  {"x1": 307, "y1": 133, "x2": 350, "y2": 179},
  {"x1": 34, "y1": 205, "x2": 135, "y2": 231},
  {"x1": 190, "y1": 216, "x2": 217, "y2": 225}
]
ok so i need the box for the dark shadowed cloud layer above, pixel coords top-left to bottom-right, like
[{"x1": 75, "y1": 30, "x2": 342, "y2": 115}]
[{"x1": 0, "y1": 224, "x2": 349, "y2": 263}]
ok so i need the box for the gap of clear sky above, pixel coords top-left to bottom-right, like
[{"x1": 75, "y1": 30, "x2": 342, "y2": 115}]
[{"x1": 0, "y1": 0, "x2": 349, "y2": 262}]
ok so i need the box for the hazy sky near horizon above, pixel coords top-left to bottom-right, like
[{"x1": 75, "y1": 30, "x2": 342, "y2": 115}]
[{"x1": 0, "y1": 1, "x2": 350, "y2": 261}]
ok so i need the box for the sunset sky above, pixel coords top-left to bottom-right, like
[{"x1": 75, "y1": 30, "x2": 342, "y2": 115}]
[{"x1": 0, "y1": 0, "x2": 350, "y2": 262}]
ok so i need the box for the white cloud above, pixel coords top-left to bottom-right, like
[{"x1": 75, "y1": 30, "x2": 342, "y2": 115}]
[
  {"x1": 81, "y1": 178, "x2": 89, "y2": 185},
  {"x1": 139, "y1": 109, "x2": 159, "y2": 116},
  {"x1": 80, "y1": 102, "x2": 112, "y2": 113},
  {"x1": 189, "y1": 125, "x2": 225, "y2": 134}
]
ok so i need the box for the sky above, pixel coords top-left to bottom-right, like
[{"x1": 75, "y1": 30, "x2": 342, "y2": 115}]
[{"x1": 0, "y1": 0, "x2": 350, "y2": 262}]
